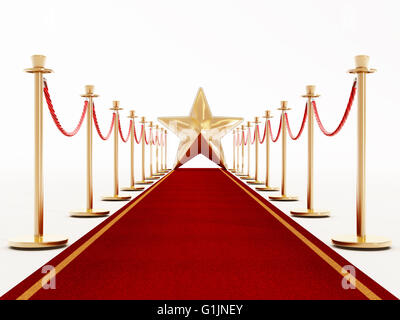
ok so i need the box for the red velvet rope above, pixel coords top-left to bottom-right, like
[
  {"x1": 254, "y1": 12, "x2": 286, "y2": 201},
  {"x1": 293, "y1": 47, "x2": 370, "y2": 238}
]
[
  {"x1": 242, "y1": 129, "x2": 250, "y2": 146},
  {"x1": 313, "y1": 79, "x2": 357, "y2": 136},
  {"x1": 268, "y1": 118, "x2": 282, "y2": 143},
  {"x1": 92, "y1": 104, "x2": 115, "y2": 141},
  {"x1": 151, "y1": 129, "x2": 160, "y2": 146},
  {"x1": 285, "y1": 104, "x2": 308, "y2": 140},
  {"x1": 118, "y1": 119, "x2": 132, "y2": 143},
  {"x1": 43, "y1": 81, "x2": 87, "y2": 137},
  {"x1": 144, "y1": 127, "x2": 150, "y2": 145},
  {"x1": 258, "y1": 122, "x2": 267, "y2": 144},
  {"x1": 133, "y1": 123, "x2": 143, "y2": 144},
  {"x1": 251, "y1": 127, "x2": 257, "y2": 145}
]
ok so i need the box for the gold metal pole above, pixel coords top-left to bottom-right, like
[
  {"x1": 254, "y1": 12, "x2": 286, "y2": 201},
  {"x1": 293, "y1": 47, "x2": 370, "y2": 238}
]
[
  {"x1": 9, "y1": 55, "x2": 68, "y2": 248},
  {"x1": 291, "y1": 86, "x2": 329, "y2": 217},
  {"x1": 70, "y1": 86, "x2": 110, "y2": 217},
  {"x1": 248, "y1": 117, "x2": 264, "y2": 185},
  {"x1": 256, "y1": 110, "x2": 279, "y2": 191},
  {"x1": 241, "y1": 121, "x2": 254, "y2": 180},
  {"x1": 146, "y1": 121, "x2": 160, "y2": 180},
  {"x1": 236, "y1": 125, "x2": 247, "y2": 176},
  {"x1": 121, "y1": 110, "x2": 145, "y2": 191},
  {"x1": 236, "y1": 128, "x2": 240, "y2": 172},
  {"x1": 332, "y1": 55, "x2": 391, "y2": 249},
  {"x1": 230, "y1": 131, "x2": 236, "y2": 172},
  {"x1": 153, "y1": 125, "x2": 164, "y2": 176},
  {"x1": 160, "y1": 128, "x2": 165, "y2": 171},
  {"x1": 102, "y1": 101, "x2": 131, "y2": 201},
  {"x1": 162, "y1": 129, "x2": 170, "y2": 171},
  {"x1": 136, "y1": 117, "x2": 153, "y2": 184},
  {"x1": 270, "y1": 101, "x2": 298, "y2": 201}
]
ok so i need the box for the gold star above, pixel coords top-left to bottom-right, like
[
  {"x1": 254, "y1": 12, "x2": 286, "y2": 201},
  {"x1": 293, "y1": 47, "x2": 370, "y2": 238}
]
[{"x1": 158, "y1": 88, "x2": 243, "y2": 168}]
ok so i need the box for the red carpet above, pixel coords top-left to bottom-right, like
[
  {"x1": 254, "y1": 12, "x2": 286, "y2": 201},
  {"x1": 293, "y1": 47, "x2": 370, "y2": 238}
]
[{"x1": 1, "y1": 168, "x2": 396, "y2": 300}]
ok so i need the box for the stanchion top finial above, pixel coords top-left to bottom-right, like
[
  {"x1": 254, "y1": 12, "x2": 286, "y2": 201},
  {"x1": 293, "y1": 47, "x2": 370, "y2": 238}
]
[
  {"x1": 278, "y1": 101, "x2": 291, "y2": 111},
  {"x1": 110, "y1": 100, "x2": 123, "y2": 111},
  {"x1": 253, "y1": 116, "x2": 260, "y2": 124},
  {"x1": 128, "y1": 110, "x2": 138, "y2": 119},
  {"x1": 349, "y1": 55, "x2": 376, "y2": 74},
  {"x1": 246, "y1": 121, "x2": 252, "y2": 128},
  {"x1": 263, "y1": 110, "x2": 273, "y2": 119},
  {"x1": 32, "y1": 55, "x2": 46, "y2": 68},
  {"x1": 302, "y1": 85, "x2": 320, "y2": 98},
  {"x1": 140, "y1": 116, "x2": 146, "y2": 124},
  {"x1": 355, "y1": 55, "x2": 369, "y2": 68},
  {"x1": 25, "y1": 54, "x2": 53, "y2": 73},
  {"x1": 81, "y1": 85, "x2": 99, "y2": 98}
]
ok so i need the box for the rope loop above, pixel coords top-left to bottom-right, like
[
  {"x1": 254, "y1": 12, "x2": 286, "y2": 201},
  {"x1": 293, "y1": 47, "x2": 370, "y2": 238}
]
[
  {"x1": 285, "y1": 103, "x2": 308, "y2": 140},
  {"x1": 258, "y1": 122, "x2": 267, "y2": 144},
  {"x1": 133, "y1": 123, "x2": 143, "y2": 144},
  {"x1": 92, "y1": 104, "x2": 115, "y2": 141},
  {"x1": 313, "y1": 79, "x2": 357, "y2": 136},
  {"x1": 118, "y1": 119, "x2": 132, "y2": 143},
  {"x1": 43, "y1": 80, "x2": 87, "y2": 137},
  {"x1": 268, "y1": 117, "x2": 282, "y2": 143}
]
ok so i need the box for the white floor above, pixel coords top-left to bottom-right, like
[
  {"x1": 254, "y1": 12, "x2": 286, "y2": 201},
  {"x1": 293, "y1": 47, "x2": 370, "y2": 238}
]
[{"x1": 0, "y1": 160, "x2": 399, "y2": 298}]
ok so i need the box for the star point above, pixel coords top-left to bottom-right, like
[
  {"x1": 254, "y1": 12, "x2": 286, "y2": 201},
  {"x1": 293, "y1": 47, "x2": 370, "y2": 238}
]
[{"x1": 158, "y1": 88, "x2": 243, "y2": 168}]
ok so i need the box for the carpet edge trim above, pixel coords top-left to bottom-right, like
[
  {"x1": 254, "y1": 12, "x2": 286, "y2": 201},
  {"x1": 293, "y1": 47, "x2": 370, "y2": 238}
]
[
  {"x1": 220, "y1": 169, "x2": 381, "y2": 300},
  {"x1": 16, "y1": 170, "x2": 175, "y2": 300}
]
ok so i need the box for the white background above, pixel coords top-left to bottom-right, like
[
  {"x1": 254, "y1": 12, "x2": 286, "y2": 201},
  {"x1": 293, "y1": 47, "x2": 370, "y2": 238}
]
[{"x1": 1, "y1": 0, "x2": 400, "y2": 297}]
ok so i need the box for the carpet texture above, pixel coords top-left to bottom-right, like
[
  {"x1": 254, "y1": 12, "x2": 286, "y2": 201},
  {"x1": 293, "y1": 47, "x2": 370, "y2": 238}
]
[{"x1": 1, "y1": 168, "x2": 396, "y2": 300}]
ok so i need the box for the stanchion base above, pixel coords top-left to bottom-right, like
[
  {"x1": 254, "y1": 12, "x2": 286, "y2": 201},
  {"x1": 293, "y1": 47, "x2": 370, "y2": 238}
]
[
  {"x1": 70, "y1": 209, "x2": 110, "y2": 217},
  {"x1": 256, "y1": 186, "x2": 279, "y2": 191},
  {"x1": 247, "y1": 180, "x2": 265, "y2": 185},
  {"x1": 121, "y1": 186, "x2": 145, "y2": 191},
  {"x1": 291, "y1": 208, "x2": 330, "y2": 218},
  {"x1": 240, "y1": 176, "x2": 254, "y2": 180},
  {"x1": 331, "y1": 235, "x2": 391, "y2": 249},
  {"x1": 235, "y1": 173, "x2": 246, "y2": 176},
  {"x1": 102, "y1": 195, "x2": 131, "y2": 201},
  {"x1": 146, "y1": 176, "x2": 160, "y2": 180},
  {"x1": 269, "y1": 194, "x2": 298, "y2": 201},
  {"x1": 9, "y1": 235, "x2": 68, "y2": 249},
  {"x1": 153, "y1": 173, "x2": 164, "y2": 176},
  {"x1": 229, "y1": 169, "x2": 236, "y2": 173},
  {"x1": 135, "y1": 180, "x2": 153, "y2": 185}
]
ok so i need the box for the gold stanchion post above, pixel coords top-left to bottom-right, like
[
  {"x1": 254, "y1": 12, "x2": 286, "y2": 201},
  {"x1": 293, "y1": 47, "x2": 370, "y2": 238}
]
[
  {"x1": 269, "y1": 101, "x2": 298, "y2": 201},
  {"x1": 248, "y1": 117, "x2": 264, "y2": 185},
  {"x1": 256, "y1": 110, "x2": 279, "y2": 191},
  {"x1": 9, "y1": 55, "x2": 68, "y2": 248},
  {"x1": 332, "y1": 55, "x2": 391, "y2": 249},
  {"x1": 241, "y1": 121, "x2": 254, "y2": 180},
  {"x1": 70, "y1": 86, "x2": 111, "y2": 217},
  {"x1": 136, "y1": 117, "x2": 153, "y2": 184},
  {"x1": 160, "y1": 128, "x2": 165, "y2": 171},
  {"x1": 146, "y1": 121, "x2": 160, "y2": 180},
  {"x1": 235, "y1": 128, "x2": 240, "y2": 173},
  {"x1": 121, "y1": 110, "x2": 145, "y2": 191},
  {"x1": 230, "y1": 131, "x2": 236, "y2": 172},
  {"x1": 236, "y1": 125, "x2": 247, "y2": 176},
  {"x1": 153, "y1": 125, "x2": 164, "y2": 176},
  {"x1": 163, "y1": 129, "x2": 171, "y2": 171},
  {"x1": 291, "y1": 86, "x2": 330, "y2": 217},
  {"x1": 102, "y1": 101, "x2": 131, "y2": 201}
]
